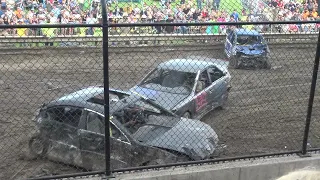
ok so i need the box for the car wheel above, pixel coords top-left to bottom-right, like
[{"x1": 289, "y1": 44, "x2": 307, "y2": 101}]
[
  {"x1": 264, "y1": 59, "x2": 272, "y2": 69},
  {"x1": 182, "y1": 112, "x2": 192, "y2": 119},
  {"x1": 230, "y1": 57, "x2": 240, "y2": 69},
  {"x1": 218, "y1": 91, "x2": 229, "y2": 110},
  {"x1": 29, "y1": 135, "x2": 48, "y2": 158}
]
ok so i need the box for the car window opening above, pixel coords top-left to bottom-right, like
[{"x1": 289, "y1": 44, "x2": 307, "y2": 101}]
[
  {"x1": 86, "y1": 111, "x2": 129, "y2": 142},
  {"x1": 208, "y1": 68, "x2": 224, "y2": 82},
  {"x1": 42, "y1": 106, "x2": 82, "y2": 128},
  {"x1": 140, "y1": 68, "x2": 196, "y2": 95},
  {"x1": 237, "y1": 35, "x2": 262, "y2": 45}
]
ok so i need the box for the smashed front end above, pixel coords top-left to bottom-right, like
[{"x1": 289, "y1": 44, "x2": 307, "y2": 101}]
[
  {"x1": 230, "y1": 36, "x2": 271, "y2": 69},
  {"x1": 232, "y1": 44, "x2": 271, "y2": 69},
  {"x1": 237, "y1": 52, "x2": 268, "y2": 68},
  {"x1": 29, "y1": 106, "x2": 83, "y2": 168},
  {"x1": 143, "y1": 117, "x2": 224, "y2": 161}
]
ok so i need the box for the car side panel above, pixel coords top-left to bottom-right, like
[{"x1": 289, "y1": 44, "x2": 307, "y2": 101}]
[
  {"x1": 78, "y1": 130, "x2": 180, "y2": 170},
  {"x1": 125, "y1": 143, "x2": 179, "y2": 166},
  {"x1": 194, "y1": 90, "x2": 210, "y2": 118},
  {"x1": 188, "y1": 73, "x2": 229, "y2": 119},
  {"x1": 41, "y1": 121, "x2": 81, "y2": 166},
  {"x1": 174, "y1": 99, "x2": 194, "y2": 117},
  {"x1": 225, "y1": 33, "x2": 232, "y2": 57},
  {"x1": 192, "y1": 71, "x2": 214, "y2": 119},
  {"x1": 39, "y1": 107, "x2": 82, "y2": 167},
  {"x1": 210, "y1": 77, "x2": 229, "y2": 107},
  {"x1": 78, "y1": 109, "x2": 178, "y2": 170},
  {"x1": 173, "y1": 71, "x2": 212, "y2": 119},
  {"x1": 78, "y1": 109, "x2": 133, "y2": 170},
  {"x1": 79, "y1": 129, "x2": 133, "y2": 170}
]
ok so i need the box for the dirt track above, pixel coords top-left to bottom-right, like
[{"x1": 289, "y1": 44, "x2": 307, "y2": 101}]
[{"x1": 0, "y1": 45, "x2": 320, "y2": 179}]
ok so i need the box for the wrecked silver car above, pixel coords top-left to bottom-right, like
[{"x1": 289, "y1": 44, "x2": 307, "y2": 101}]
[
  {"x1": 29, "y1": 86, "x2": 223, "y2": 170},
  {"x1": 130, "y1": 58, "x2": 231, "y2": 120}
]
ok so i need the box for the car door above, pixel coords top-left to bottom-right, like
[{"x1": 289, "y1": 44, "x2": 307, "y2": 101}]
[
  {"x1": 207, "y1": 66, "x2": 228, "y2": 108},
  {"x1": 224, "y1": 32, "x2": 231, "y2": 56},
  {"x1": 225, "y1": 31, "x2": 234, "y2": 58},
  {"x1": 78, "y1": 109, "x2": 134, "y2": 170},
  {"x1": 42, "y1": 106, "x2": 83, "y2": 167},
  {"x1": 192, "y1": 70, "x2": 211, "y2": 118}
]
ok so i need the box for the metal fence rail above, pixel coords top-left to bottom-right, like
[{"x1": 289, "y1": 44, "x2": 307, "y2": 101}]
[{"x1": 0, "y1": 33, "x2": 318, "y2": 49}]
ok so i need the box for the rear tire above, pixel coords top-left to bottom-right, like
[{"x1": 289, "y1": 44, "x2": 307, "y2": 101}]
[
  {"x1": 230, "y1": 57, "x2": 240, "y2": 69},
  {"x1": 264, "y1": 59, "x2": 272, "y2": 69},
  {"x1": 217, "y1": 91, "x2": 229, "y2": 110},
  {"x1": 182, "y1": 112, "x2": 192, "y2": 119}
]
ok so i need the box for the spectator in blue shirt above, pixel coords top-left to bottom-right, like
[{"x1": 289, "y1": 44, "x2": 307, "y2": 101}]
[
  {"x1": 231, "y1": 9, "x2": 239, "y2": 21},
  {"x1": 51, "y1": 5, "x2": 61, "y2": 17}
]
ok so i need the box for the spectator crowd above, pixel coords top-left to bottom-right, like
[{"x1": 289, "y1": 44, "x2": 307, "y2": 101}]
[{"x1": 0, "y1": 0, "x2": 319, "y2": 36}]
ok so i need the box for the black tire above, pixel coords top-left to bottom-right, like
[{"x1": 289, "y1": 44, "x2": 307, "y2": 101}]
[
  {"x1": 264, "y1": 59, "x2": 272, "y2": 69},
  {"x1": 217, "y1": 91, "x2": 229, "y2": 110},
  {"x1": 182, "y1": 111, "x2": 192, "y2": 119},
  {"x1": 28, "y1": 135, "x2": 48, "y2": 158},
  {"x1": 229, "y1": 57, "x2": 240, "y2": 69}
]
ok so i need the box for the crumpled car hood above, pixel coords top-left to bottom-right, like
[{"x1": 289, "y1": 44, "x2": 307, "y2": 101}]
[
  {"x1": 134, "y1": 117, "x2": 219, "y2": 160},
  {"x1": 130, "y1": 85, "x2": 189, "y2": 110},
  {"x1": 236, "y1": 44, "x2": 267, "y2": 56}
]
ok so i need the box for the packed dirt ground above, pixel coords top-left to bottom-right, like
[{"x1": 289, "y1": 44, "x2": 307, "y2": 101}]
[{"x1": 0, "y1": 44, "x2": 319, "y2": 179}]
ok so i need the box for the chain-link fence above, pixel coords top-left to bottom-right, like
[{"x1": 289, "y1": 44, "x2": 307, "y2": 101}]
[{"x1": 0, "y1": 20, "x2": 319, "y2": 180}]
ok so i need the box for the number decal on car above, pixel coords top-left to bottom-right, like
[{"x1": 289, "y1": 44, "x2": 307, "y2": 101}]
[{"x1": 195, "y1": 92, "x2": 208, "y2": 112}]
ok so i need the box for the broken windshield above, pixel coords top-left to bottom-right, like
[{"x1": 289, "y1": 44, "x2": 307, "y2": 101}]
[
  {"x1": 140, "y1": 68, "x2": 196, "y2": 94},
  {"x1": 237, "y1": 35, "x2": 263, "y2": 45}
]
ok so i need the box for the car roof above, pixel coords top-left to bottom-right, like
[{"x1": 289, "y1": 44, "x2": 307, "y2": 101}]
[
  {"x1": 45, "y1": 86, "x2": 106, "y2": 114},
  {"x1": 235, "y1": 28, "x2": 260, "y2": 36},
  {"x1": 157, "y1": 59, "x2": 216, "y2": 73},
  {"x1": 45, "y1": 87, "x2": 151, "y2": 116}
]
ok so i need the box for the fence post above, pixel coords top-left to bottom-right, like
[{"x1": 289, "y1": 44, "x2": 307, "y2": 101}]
[
  {"x1": 301, "y1": 30, "x2": 320, "y2": 155},
  {"x1": 101, "y1": 0, "x2": 111, "y2": 177}
]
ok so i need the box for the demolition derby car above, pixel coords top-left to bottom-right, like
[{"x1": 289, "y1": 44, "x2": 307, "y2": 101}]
[
  {"x1": 129, "y1": 58, "x2": 231, "y2": 120},
  {"x1": 224, "y1": 28, "x2": 271, "y2": 69},
  {"x1": 29, "y1": 87, "x2": 223, "y2": 170}
]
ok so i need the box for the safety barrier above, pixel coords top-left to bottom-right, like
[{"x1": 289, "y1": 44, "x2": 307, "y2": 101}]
[
  {"x1": 1, "y1": 20, "x2": 320, "y2": 180},
  {"x1": 0, "y1": 32, "x2": 317, "y2": 49}
]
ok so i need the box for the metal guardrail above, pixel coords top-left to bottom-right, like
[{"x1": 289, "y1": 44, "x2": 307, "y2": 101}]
[{"x1": 0, "y1": 32, "x2": 317, "y2": 49}]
